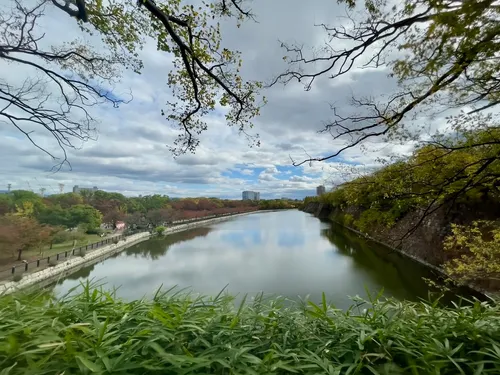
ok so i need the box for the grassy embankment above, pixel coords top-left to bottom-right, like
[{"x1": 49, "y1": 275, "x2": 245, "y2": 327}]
[
  {"x1": 0, "y1": 284, "x2": 499, "y2": 374},
  {"x1": 0, "y1": 232, "x2": 114, "y2": 268}
]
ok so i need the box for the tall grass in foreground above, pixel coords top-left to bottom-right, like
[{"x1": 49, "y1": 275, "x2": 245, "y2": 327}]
[{"x1": 0, "y1": 284, "x2": 499, "y2": 374}]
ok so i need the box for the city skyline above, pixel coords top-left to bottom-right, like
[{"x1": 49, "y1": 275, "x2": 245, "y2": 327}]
[
  {"x1": 0, "y1": 183, "x2": 305, "y2": 200},
  {"x1": 242, "y1": 191, "x2": 261, "y2": 201}
]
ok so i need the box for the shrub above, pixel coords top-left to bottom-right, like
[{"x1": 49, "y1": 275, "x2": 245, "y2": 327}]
[
  {"x1": 85, "y1": 227, "x2": 104, "y2": 235},
  {"x1": 343, "y1": 213, "x2": 354, "y2": 227},
  {"x1": 0, "y1": 285, "x2": 499, "y2": 374},
  {"x1": 12, "y1": 272, "x2": 24, "y2": 282},
  {"x1": 51, "y1": 230, "x2": 71, "y2": 244},
  {"x1": 78, "y1": 248, "x2": 86, "y2": 257},
  {"x1": 444, "y1": 220, "x2": 500, "y2": 284},
  {"x1": 155, "y1": 225, "x2": 166, "y2": 235},
  {"x1": 48, "y1": 259, "x2": 57, "y2": 267},
  {"x1": 355, "y1": 208, "x2": 382, "y2": 233},
  {"x1": 321, "y1": 188, "x2": 347, "y2": 207},
  {"x1": 332, "y1": 212, "x2": 355, "y2": 227},
  {"x1": 112, "y1": 237, "x2": 119, "y2": 244},
  {"x1": 52, "y1": 230, "x2": 86, "y2": 244}
]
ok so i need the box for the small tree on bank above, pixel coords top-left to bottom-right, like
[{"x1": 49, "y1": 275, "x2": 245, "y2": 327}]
[
  {"x1": 154, "y1": 226, "x2": 166, "y2": 236},
  {"x1": 0, "y1": 215, "x2": 55, "y2": 260},
  {"x1": 444, "y1": 220, "x2": 500, "y2": 285}
]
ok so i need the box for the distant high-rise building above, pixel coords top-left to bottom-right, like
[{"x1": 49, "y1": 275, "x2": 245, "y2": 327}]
[
  {"x1": 73, "y1": 185, "x2": 99, "y2": 194},
  {"x1": 316, "y1": 185, "x2": 326, "y2": 196},
  {"x1": 242, "y1": 191, "x2": 260, "y2": 201}
]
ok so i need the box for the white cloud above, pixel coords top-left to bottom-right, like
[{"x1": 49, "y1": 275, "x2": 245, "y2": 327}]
[{"x1": 0, "y1": 0, "x2": 442, "y2": 199}]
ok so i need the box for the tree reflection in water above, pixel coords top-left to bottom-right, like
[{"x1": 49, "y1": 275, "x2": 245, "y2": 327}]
[
  {"x1": 64, "y1": 227, "x2": 212, "y2": 281},
  {"x1": 321, "y1": 223, "x2": 485, "y2": 305}
]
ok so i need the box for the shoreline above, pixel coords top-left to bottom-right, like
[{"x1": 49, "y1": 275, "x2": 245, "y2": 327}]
[
  {"x1": 307, "y1": 210, "x2": 496, "y2": 301},
  {"x1": 0, "y1": 210, "x2": 273, "y2": 295}
]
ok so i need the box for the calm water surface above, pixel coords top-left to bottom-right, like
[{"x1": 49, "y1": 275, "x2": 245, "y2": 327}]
[{"x1": 53, "y1": 210, "x2": 442, "y2": 308}]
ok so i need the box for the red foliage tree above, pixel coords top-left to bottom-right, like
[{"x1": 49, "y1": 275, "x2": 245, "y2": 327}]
[
  {"x1": 146, "y1": 208, "x2": 176, "y2": 226},
  {"x1": 103, "y1": 209, "x2": 126, "y2": 228},
  {"x1": 0, "y1": 216, "x2": 55, "y2": 261},
  {"x1": 197, "y1": 198, "x2": 217, "y2": 211}
]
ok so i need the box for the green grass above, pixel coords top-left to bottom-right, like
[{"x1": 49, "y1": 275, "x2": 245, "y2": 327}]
[
  {"x1": 0, "y1": 283, "x2": 499, "y2": 374},
  {"x1": 0, "y1": 233, "x2": 115, "y2": 269},
  {"x1": 24, "y1": 233, "x2": 114, "y2": 259}
]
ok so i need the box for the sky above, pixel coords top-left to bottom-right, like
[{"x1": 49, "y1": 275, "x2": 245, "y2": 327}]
[{"x1": 0, "y1": 0, "x2": 435, "y2": 199}]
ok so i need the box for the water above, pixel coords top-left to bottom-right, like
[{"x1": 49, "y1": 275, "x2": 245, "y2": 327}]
[{"x1": 52, "y1": 210, "x2": 446, "y2": 309}]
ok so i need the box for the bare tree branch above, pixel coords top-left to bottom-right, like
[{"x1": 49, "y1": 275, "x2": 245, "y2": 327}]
[
  {"x1": 275, "y1": 0, "x2": 500, "y2": 167},
  {"x1": 137, "y1": 0, "x2": 261, "y2": 156},
  {"x1": 0, "y1": 0, "x2": 126, "y2": 168}
]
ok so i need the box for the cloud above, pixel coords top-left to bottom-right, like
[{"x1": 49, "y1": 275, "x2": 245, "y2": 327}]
[
  {"x1": 0, "y1": 0, "x2": 429, "y2": 199},
  {"x1": 289, "y1": 176, "x2": 315, "y2": 183},
  {"x1": 258, "y1": 171, "x2": 278, "y2": 182}
]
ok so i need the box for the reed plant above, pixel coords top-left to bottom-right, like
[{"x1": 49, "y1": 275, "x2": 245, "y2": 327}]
[{"x1": 0, "y1": 283, "x2": 499, "y2": 374}]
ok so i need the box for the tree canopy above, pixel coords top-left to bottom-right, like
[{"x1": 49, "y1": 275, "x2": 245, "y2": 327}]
[
  {"x1": 1, "y1": 0, "x2": 262, "y2": 166},
  {"x1": 284, "y1": 0, "x2": 500, "y2": 258},
  {"x1": 276, "y1": 0, "x2": 500, "y2": 163},
  {"x1": 306, "y1": 126, "x2": 500, "y2": 286}
]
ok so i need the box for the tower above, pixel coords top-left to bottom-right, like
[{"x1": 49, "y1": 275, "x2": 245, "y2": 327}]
[
  {"x1": 40, "y1": 187, "x2": 46, "y2": 197},
  {"x1": 7, "y1": 183, "x2": 11, "y2": 192},
  {"x1": 58, "y1": 183, "x2": 64, "y2": 194}
]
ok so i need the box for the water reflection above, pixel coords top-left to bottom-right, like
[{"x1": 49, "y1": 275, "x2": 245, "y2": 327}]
[
  {"x1": 124, "y1": 227, "x2": 212, "y2": 260},
  {"x1": 53, "y1": 211, "x2": 451, "y2": 309},
  {"x1": 321, "y1": 224, "x2": 436, "y2": 301}
]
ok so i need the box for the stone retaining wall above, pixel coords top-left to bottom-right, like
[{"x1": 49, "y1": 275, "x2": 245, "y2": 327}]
[{"x1": 0, "y1": 211, "x2": 261, "y2": 295}]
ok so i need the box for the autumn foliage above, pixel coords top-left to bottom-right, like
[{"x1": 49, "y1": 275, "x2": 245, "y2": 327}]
[
  {"x1": 0, "y1": 190, "x2": 263, "y2": 263},
  {"x1": 0, "y1": 215, "x2": 56, "y2": 260}
]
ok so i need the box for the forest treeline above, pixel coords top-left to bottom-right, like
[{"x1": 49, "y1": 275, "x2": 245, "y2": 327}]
[
  {"x1": 0, "y1": 190, "x2": 298, "y2": 261},
  {"x1": 304, "y1": 127, "x2": 500, "y2": 287}
]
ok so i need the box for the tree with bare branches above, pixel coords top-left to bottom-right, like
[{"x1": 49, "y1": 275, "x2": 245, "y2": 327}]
[
  {"x1": 276, "y1": 0, "x2": 500, "y2": 234},
  {"x1": 275, "y1": 0, "x2": 500, "y2": 164},
  {"x1": 0, "y1": 0, "x2": 126, "y2": 167},
  {"x1": 54, "y1": 0, "x2": 263, "y2": 154},
  {"x1": 1, "y1": 0, "x2": 262, "y2": 165}
]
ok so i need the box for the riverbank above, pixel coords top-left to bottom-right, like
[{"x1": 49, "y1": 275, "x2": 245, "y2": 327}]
[
  {"x1": 302, "y1": 202, "x2": 497, "y2": 299},
  {"x1": 0, "y1": 211, "x2": 265, "y2": 295}
]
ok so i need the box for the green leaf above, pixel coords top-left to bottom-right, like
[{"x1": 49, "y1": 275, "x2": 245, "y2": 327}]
[{"x1": 76, "y1": 355, "x2": 103, "y2": 373}]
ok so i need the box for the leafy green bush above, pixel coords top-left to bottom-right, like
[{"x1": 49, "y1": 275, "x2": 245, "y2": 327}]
[
  {"x1": 52, "y1": 230, "x2": 86, "y2": 244},
  {"x1": 343, "y1": 213, "x2": 354, "y2": 227},
  {"x1": 51, "y1": 230, "x2": 71, "y2": 244},
  {"x1": 302, "y1": 196, "x2": 319, "y2": 207},
  {"x1": 320, "y1": 188, "x2": 347, "y2": 207},
  {"x1": 0, "y1": 285, "x2": 499, "y2": 374},
  {"x1": 155, "y1": 225, "x2": 166, "y2": 235},
  {"x1": 355, "y1": 208, "x2": 384, "y2": 233},
  {"x1": 304, "y1": 128, "x2": 500, "y2": 238},
  {"x1": 330, "y1": 212, "x2": 355, "y2": 228},
  {"x1": 85, "y1": 227, "x2": 104, "y2": 235},
  {"x1": 444, "y1": 220, "x2": 500, "y2": 284}
]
